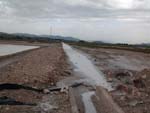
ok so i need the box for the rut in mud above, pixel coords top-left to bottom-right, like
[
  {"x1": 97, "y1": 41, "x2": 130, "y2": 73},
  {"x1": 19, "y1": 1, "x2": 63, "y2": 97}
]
[
  {"x1": 0, "y1": 96, "x2": 36, "y2": 106},
  {"x1": 0, "y1": 83, "x2": 43, "y2": 92}
]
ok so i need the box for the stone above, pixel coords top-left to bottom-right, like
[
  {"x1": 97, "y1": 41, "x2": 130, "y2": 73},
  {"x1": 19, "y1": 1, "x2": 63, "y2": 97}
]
[
  {"x1": 128, "y1": 100, "x2": 138, "y2": 107},
  {"x1": 60, "y1": 86, "x2": 69, "y2": 93},
  {"x1": 39, "y1": 102, "x2": 58, "y2": 112},
  {"x1": 43, "y1": 89, "x2": 50, "y2": 94},
  {"x1": 107, "y1": 78, "x2": 113, "y2": 82},
  {"x1": 141, "y1": 74, "x2": 147, "y2": 79}
]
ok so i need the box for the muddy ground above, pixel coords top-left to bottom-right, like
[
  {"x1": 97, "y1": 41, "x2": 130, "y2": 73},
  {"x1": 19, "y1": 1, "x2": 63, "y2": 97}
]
[
  {"x1": 75, "y1": 46, "x2": 150, "y2": 113},
  {"x1": 0, "y1": 43, "x2": 71, "y2": 113}
]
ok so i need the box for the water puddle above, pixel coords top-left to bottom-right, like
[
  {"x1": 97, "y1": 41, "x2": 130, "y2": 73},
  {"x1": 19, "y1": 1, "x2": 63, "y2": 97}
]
[
  {"x1": 62, "y1": 43, "x2": 112, "y2": 91},
  {"x1": 0, "y1": 44, "x2": 39, "y2": 56},
  {"x1": 82, "y1": 91, "x2": 97, "y2": 113}
]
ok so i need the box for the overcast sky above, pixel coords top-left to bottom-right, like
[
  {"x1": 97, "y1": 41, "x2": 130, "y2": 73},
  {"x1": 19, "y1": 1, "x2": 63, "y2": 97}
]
[{"x1": 0, "y1": 0, "x2": 150, "y2": 43}]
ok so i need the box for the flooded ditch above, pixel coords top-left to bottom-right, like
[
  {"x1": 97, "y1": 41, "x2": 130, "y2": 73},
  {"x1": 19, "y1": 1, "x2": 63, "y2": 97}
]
[
  {"x1": 62, "y1": 43, "x2": 114, "y2": 113},
  {"x1": 62, "y1": 43, "x2": 112, "y2": 90},
  {"x1": 82, "y1": 91, "x2": 96, "y2": 113}
]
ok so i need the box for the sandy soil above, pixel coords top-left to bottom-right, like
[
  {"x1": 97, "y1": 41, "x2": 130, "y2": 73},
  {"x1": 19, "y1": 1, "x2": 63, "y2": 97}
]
[
  {"x1": 76, "y1": 46, "x2": 150, "y2": 113},
  {"x1": 0, "y1": 43, "x2": 71, "y2": 113}
]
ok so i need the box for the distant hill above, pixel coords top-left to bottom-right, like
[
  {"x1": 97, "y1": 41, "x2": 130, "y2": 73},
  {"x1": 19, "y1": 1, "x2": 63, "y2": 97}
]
[
  {"x1": 39, "y1": 35, "x2": 79, "y2": 42},
  {"x1": 12, "y1": 33, "x2": 38, "y2": 38},
  {"x1": 0, "y1": 32, "x2": 80, "y2": 42},
  {"x1": 141, "y1": 43, "x2": 150, "y2": 46},
  {"x1": 92, "y1": 41, "x2": 106, "y2": 44}
]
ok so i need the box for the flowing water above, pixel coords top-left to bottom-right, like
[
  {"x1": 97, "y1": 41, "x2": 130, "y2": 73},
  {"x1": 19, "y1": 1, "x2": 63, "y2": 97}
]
[
  {"x1": 62, "y1": 43, "x2": 112, "y2": 91},
  {"x1": 82, "y1": 91, "x2": 97, "y2": 113},
  {"x1": 63, "y1": 43, "x2": 113, "y2": 113}
]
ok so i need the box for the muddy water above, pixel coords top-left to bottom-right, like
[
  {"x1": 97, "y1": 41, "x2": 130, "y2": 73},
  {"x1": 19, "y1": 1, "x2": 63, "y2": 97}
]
[
  {"x1": 82, "y1": 92, "x2": 97, "y2": 113},
  {"x1": 0, "y1": 44, "x2": 39, "y2": 56},
  {"x1": 62, "y1": 43, "x2": 112, "y2": 91},
  {"x1": 63, "y1": 43, "x2": 114, "y2": 113}
]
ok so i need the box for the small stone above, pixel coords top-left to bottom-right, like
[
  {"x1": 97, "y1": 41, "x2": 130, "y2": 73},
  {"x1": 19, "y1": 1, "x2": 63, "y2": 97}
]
[
  {"x1": 128, "y1": 100, "x2": 144, "y2": 107},
  {"x1": 141, "y1": 74, "x2": 147, "y2": 79},
  {"x1": 40, "y1": 102, "x2": 58, "y2": 112},
  {"x1": 43, "y1": 89, "x2": 50, "y2": 94},
  {"x1": 129, "y1": 100, "x2": 138, "y2": 107},
  {"x1": 107, "y1": 78, "x2": 113, "y2": 82},
  {"x1": 64, "y1": 70, "x2": 71, "y2": 75},
  {"x1": 50, "y1": 82, "x2": 54, "y2": 86},
  {"x1": 120, "y1": 96, "x2": 126, "y2": 101},
  {"x1": 60, "y1": 86, "x2": 68, "y2": 93}
]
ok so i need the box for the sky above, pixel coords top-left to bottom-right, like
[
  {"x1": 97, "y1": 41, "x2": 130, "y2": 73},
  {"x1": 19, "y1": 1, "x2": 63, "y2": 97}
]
[{"x1": 0, "y1": 0, "x2": 150, "y2": 44}]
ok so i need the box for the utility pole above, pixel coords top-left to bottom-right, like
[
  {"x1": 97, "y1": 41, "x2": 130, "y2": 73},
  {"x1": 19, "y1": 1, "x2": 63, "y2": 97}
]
[{"x1": 50, "y1": 26, "x2": 52, "y2": 36}]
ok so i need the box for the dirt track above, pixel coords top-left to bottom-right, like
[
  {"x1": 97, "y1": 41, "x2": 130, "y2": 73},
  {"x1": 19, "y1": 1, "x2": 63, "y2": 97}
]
[
  {"x1": 76, "y1": 46, "x2": 150, "y2": 113},
  {"x1": 0, "y1": 43, "x2": 71, "y2": 113}
]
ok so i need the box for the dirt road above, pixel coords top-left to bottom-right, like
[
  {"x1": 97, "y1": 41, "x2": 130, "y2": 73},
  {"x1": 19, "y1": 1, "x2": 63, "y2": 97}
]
[{"x1": 0, "y1": 43, "x2": 71, "y2": 113}]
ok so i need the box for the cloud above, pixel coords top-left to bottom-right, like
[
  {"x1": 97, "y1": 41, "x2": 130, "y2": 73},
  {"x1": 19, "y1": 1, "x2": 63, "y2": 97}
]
[
  {"x1": 0, "y1": 0, "x2": 150, "y2": 43},
  {"x1": 0, "y1": 0, "x2": 149, "y2": 20}
]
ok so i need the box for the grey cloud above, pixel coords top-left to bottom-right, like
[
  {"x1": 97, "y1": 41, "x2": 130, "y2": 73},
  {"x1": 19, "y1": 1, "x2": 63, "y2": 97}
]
[
  {"x1": 0, "y1": 0, "x2": 150, "y2": 44},
  {"x1": 0, "y1": 0, "x2": 150, "y2": 20}
]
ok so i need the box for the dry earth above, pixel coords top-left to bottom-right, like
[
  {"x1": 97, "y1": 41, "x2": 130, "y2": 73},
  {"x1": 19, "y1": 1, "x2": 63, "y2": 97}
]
[{"x1": 0, "y1": 43, "x2": 71, "y2": 113}]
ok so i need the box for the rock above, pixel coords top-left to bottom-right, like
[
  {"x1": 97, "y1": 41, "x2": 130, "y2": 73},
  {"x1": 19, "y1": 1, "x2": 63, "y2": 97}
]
[
  {"x1": 107, "y1": 78, "x2": 113, "y2": 82},
  {"x1": 120, "y1": 96, "x2": 126, "y2": 101},
  {"x1": 43, "y1": 89, "x2": 50, "y2": 94},
  {"x1": 50, "y1": 82, "x2": 54, "y2": 86},
  {"x1": 128, "y1": 100, "x2": 138, "y2": 107},
  {"x1": 141, "y1": 74, "x2": 147, "y2": 79},
  {"x1": 39, "y1": 102, "x2": 58, "y2": 112},
  {"x1": 128, "y1": 100, "x2": 144, "y2": 107},
  {"x1": 60, "y1": 86, "x2": 68, "y2": 93},
  {"x1": 63, "y1": 70, "x2": 72, "y2": 76},
  {"x1": 131, "y1": 87, "x2": 141, "y2": 97}
]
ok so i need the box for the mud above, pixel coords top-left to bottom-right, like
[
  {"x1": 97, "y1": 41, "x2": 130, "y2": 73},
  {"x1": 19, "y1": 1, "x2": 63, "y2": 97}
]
[{"x1": 76, "y1": 46, "x2": 150, "y2": 113}]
